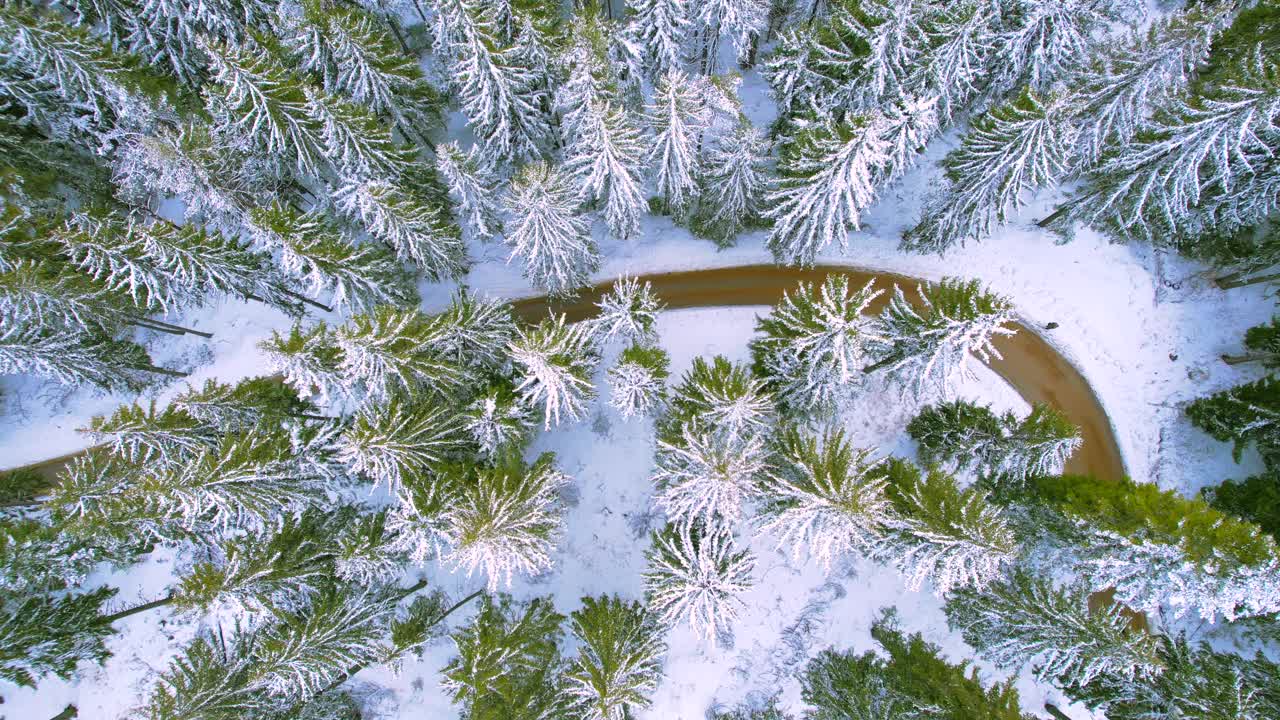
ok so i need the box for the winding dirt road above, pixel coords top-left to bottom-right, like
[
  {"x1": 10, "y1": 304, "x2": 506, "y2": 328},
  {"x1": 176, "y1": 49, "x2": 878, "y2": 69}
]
[{"x1": 9, "y1": 264, "x2": 1125, "y2": 483}]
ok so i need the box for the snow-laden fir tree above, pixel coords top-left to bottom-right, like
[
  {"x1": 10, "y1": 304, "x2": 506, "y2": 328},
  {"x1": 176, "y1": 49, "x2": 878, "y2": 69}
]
[
  {"x1": 692, "y1": 0, "x2": 766, "y2": 73},
  {"x1": 126, "y1": 0, "x2": 265, "y2": 86},
  {"x1": 260, "y1": 323, "x2": 345, "y2": 403},
  {"x1": 652, "y1": 418, "x2": 768, "y2": 529},
  {"x1": 750, "y1": 275, "x2": 885, "y2": 417},
  {"x1": 908, "y1": 400, "x2": 1081, "y2": 484},
  {"x1": 337, "y1": 394, "x2": 466, "y2": 493},
  {"x1": 884, "y1": 459, "x2": 1017, "y2": 595},
  {"x1": 627, "y1": 0, "x2": 688, "y2": 79},
  {"x1": 872, "y1": 278, "x2": 1016, "y2": 394},
  {"x1": 135, "y1": 629, "x2": 266, "y2": 720},
  {"x1": 766, "y1": 113, "x2": 891, "y2": 265},
  {"x1": 944, "y1": 569, "x2": 1163, "y2": 690},
  {"x1": 565, "y1": 595, "x2": 667, "y2": 720},
  {"x1": 566, "y1": 96, "x2": 648, "y2": 241},
  {"x1": 1029, "y1": 473, "x2": 1280, "y2": 622},
  {"x1": 84, "y1": 401, "x2": 214, "y2": 465},
  {"x1": 509, "y1": 313, "x2": 600, "y2": 429},
  {"x1": 903, "y1": 90, "x2": 1075, "y2": 253},
  {"x1": 436, "y1": 140, "x2": 503, "y2": 241},
  {"x1": 0, "y1": 325, "x2": 164, "y2": 392},
  {"x1": 387, "y1": 470, "x2": 454, "y2": 566},
  {"x1": 436, "y1": 0, "x2": 549, "y2": 162},
  {"x1": 335, "y1": 305, "x2": 465, "y2": 403},
  {"x1": 201, "y1": 37, "x2": 325, "y2": 178},
  {"x1": 443, "y1": 453, "x2": 568, "y2": 590},
  {"x1": 503, "y1": 161, "x2": 599, "y2": 297},
  {"x1": 594, "y1": 274, "x2": 665, "y2": 346},
  {"x1": 171, "y1": 376, "x2": 316, "y2": 432},
  {"x1": 1187, "y1": 374, "x2": 1280, "y2": 466},
  {"x1": 692, "y1": 117, "x2": 770, "y2": 247},
  {"x1": 643, "y1": 522, "x2": 754, "y2": 645},
  {"x1": 992, "y1": 0, "x2": 1135, "y2": 96},
  {"x1": 826, "y1": 0, "x2": 930, "y2": 110},
  {"x1": 648, "y1": 68, "x2": 709, "y2": 215},
  {"x1": 53, "y1": 214, "x2": 192, "y2": 315},
  {"x1": 443, "y1": 593, "x2": 570, "y2": 720},
  {"x1": 332, "y1": 173, "x2": 468, "y2": 281},
  {"x1": 0, "y1": 259, "x2": 133, "y2": 334},
  {"x1": 908, "y1": 0, "x2": 999, "y2": 124},
  {"x1": 662, "y1": 355, "x2": 773, "y2": 443},
  {"x1": 609, "y1": 344, "x2": 670, "y2": 420},
  {"x1": 0, "y1": 587, "x2": 116, "y2": 688},
  {"x1": 802, "y1": 609, "x2": 1031, "y2": 720},
  {"x1": 1064, "y1": 635, "x2": 1280, "y2": 720},
  {"x1": 249, "y1": 203, "x2": 417, "y2": 313},
  {"x1": 462, "y1": 380, "x2": 534, "y2": 459},
  {"x1": 304, "y1": 87, "x2": 410, "y2": 180},
  {"x1": 420, "y1": 291, "x2": 517, "y2": 382},
  {"x1": 757, "y1": 426, "x2": 894, "y2": 570}
]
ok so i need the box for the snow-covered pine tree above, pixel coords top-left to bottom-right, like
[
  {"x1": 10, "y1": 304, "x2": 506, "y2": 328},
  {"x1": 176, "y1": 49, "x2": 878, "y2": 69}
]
[
  {"x1": 201, "y1": 37, "x2": 325, "y2": 179},
  {"x1": 443, "y1": 593, "x2": 570, "y2": 720},
  {"x1": 53, "y1": 214, "x2": 192, "y2": 315},
  {"x1": 766, "y1": 113, "x2": 891, "y2": 265},
  {"x1": 0, "y1": 259, "x2": 133, "y2": 335},
  {"x1": 0, "y1": 325, "x2": 166, "y2": 392},
  {"x1": 436, "y1": 140, "x2": 503, "y2": 241},
  {"x1": 565, "y1": 595, "x2": 667, "y2": 720},
  {"x1": 802, "y1": 609, "x2": 1031, "y2": 720},
  {"x1": 84, "y1": 401, "x2": 213, "y2": 465},
  {"x1": 304, "y1": 87, "x2": 410, "y2": 180},
  {"x1": 437, "y1": 0, "x2": 550, "y2": 162},
  {"x1": 509, "y1": 313, "x2": 600, "y2": 428},
  {"x1": 334, "y1": 305, "x2": 466, "y2": 403},
  {"x1": 171, "y1": 376, "x2": 317, "y2": 432},
  {"x1": 750, "y1": 275, "x2": 885, "y2": 417},
  {"x1": 944, "y1": 569, "x2": 1163, "y2": 690},
  {"x1": 260, "y1": 322, "x2": 346, "y2": 403},
  {"x1": 503, "y1": 161, "x2": 599, "y2": 297},
  {"x1": 125, "y1": 0, "x2": 266, "y2": 86},
  {"x1": 387, "y1": 469, "x2": 455, "y2": 565},
  {"x1": 443, "y1": 452, "x2": 569, "y2": 590},
  {"x1": 1064, "y1": 635, "x2": 1280, "y2": 720},
  {"x1": 0, "y1": 587, "x2": 116, "y2": 688},
  {"x1": 907, "y1": 0, "x2": 999, "y2": 124},
  {"x1": 1187, "y1": 375, "x2": 1280, "y2": 466},
  {"x1": 422, "y1": 288, "x2": 517, "y2": 374},
  {"x1": 992, "y1": 0, "x2": 1135, "y2": 96},
  {"x1": 828, "y1": 0, "x2": 930, "y2": 110},
  {"x1": 648, "y1": 68, "x2": 709, "y2": 216},
  {"x1": 692, "y1": 0, "x2": 766, "y2": 73},
  {"x1": 1029, "y1": 473, "x2": 1280, "y2": 622},
  {"x1": 908, "y1": 400, "x2": 1081, "y2": 484},
  {"x1": 872, "y1": 278, "x2": 1017, "y2": 394},
  {"x1": 333, "y1": 171, "x2": 468, "y2": 281},
  {"x1": 463, "y1": 380, "x2": 534, "y2": 459},
  {"x1": 249, "y1": 203, "x2": 418, "y2": 313},
  {"x1": 566, "y1": 96, "x2": 648, "y2": 241},
  {"x1": 757, "y1": 426, "x2": 893, "y2": 570},
  {"x1": 662, "y1": 355, "x2": 773, "y2": 442},
  {"x1": 609, "y1": 344, "x2": 670, "y2": 420},
  {"x1": 902, "y1": 90, "x2": 1074, "y2": 253},
  {"x1": 652, "y1": 418, "x2": 768, "y2": 529},
  {"x1": 337, "y1": 393, "x2": 466, "y2": 493},
  {"x1": 627, "y1": 0, "x2": 688, "y2": 79},
  {"x1": 594, "y1": 274, "x2": 665, "y2": 346},
  {"x1": 884, "y1": 459, "x2": 1017, "y2": 595},
  {"x1": 643, "y1": 522, "x2": 754, "y2": 645},
  {"x1": 692, "y1": 116, "x2": 770, "y2": 247}
]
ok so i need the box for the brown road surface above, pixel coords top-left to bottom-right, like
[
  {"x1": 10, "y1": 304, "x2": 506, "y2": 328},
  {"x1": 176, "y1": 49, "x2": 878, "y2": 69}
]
[
  {"x1": 8, "y1": 264, "x2": 1126, "y2": 484},
  {"x1": 513, "y1": 264, "x2": 1127, "y2": 481}
]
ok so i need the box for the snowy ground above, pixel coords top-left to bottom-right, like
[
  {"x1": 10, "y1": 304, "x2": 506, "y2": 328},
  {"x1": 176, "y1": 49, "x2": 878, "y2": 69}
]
[{"x1": 3, "y1": 52, "x2": 1275, "y2": 720}]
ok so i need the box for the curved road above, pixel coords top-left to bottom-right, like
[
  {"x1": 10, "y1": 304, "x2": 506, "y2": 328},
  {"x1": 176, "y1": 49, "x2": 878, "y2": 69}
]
[{"x1": 10, "y1": 264, "x2": 1125, "y2": 483}]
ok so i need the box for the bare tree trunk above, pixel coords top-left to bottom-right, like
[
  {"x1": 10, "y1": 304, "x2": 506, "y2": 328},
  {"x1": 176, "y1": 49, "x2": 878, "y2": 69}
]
[
  {"x1": 1217, "y1": 269, "x2": 1280, "y2": 290},
  {"x1": 104, "y1": 593, "x2": 175, "y2": 623},
  {"x1": 139, "y1": 365, "x2": 190, "y2": 379},
  {"x1": 49, "y1": 705, "x2": 78, "y2": 720}
]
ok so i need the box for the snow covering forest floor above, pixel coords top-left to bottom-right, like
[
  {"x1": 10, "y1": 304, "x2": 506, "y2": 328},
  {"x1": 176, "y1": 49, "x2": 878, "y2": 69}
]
[{"x1": 3, "y1": 66, "x2": 1277, "y2": 720}]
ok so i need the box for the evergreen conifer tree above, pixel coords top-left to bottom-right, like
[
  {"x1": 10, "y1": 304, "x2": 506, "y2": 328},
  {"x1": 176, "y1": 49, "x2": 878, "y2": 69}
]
[
  {"x1": 884, "y1": 459, "x2": 1017, "y2": 595},
  {"x1": 443, "y1": 593, "x2": 571, "y2": 720},
  {"x1": 908, "y1": 400, "x2": 1081, "y2": 484},
  {"x1": 648, "y1": 68, "x2": 709, "y2": 215},
  {"x1": 335, "y1": 305, "x2": 466, "y2": 403},
  {"x1": 1204, "y1": 470, "x2": 1280, "y2": 543},
  {"x1": 627, "y1": 0, "x2": 688, "y2": 79},
  {"x1": 653, "y1": 418, "x2": 768, "y2": 529},
  {"x1": 333, "y1": 173, "x2": 468, "y2": 281},
  {"x1": 260, "y1": 322, "x2": 346, "y2": 403},
  {"x1": 643, "y1": 522, "x2": 754, "y2": 644},
  {"x1": 566, "y1": 96, "x2": 648, "y2": 241},
  {"x1": 463, "y1": 380, "x2": 534, "y2": 459},
  {"x1": 0, "y1": 325, "x2": 166, "y2": 392},
  {"x1": 1187, "y1": 375, "x2": 1280, "y2": 465},
  {"x1": 661, "y1": 355, "x2": 773, "y2": 442},
  {"x1": 751, "y1": 275, "x2": 885, "y2": 416},
  {"x1": 503, "y1": 162, "x2": 599, "y2": 297},
  {"x1": 1224, "y1": 317, "x2": 1280, "y2": 368},
  {"x1": 609, "y1": 344, "x2": 670, "y2": 420},
  {"x1": 757, "y1": 426, "x2": 894, "y2": 570},
  {"x1": 692, "y1": 117, "x2": 770, "y2": 247},
  {"x1": 443, "y1": 453, "x2": 569, "y2": 590},
  {"x1": 85, "y1": 400, "x2": 214, "y2": 465},
  {"x1": 423, "y1": 288, "x2": 518, "y2": 375},
  {"x1": 337, "y1": 394, "x2": 466, "y2": 493},
  {"x1": 509, "y1": 313, "x2": 600, "y2": 428},
  {"x1": 594, "y1": 275, "x2": 665, "y2": 346},
  {"x1": 436, "y1": 140, "x2": 503, "y2": 241},
  {"x1": 872, "y1": 278, "x2": 1017, "y2": 394},
  {"x1": 305, "y1": 87, "x2": 410, "y2": 180},
  {"x1": 565, "y1": 595, "x2": 667, "y2": 720},
  {"x1": 766, "y1": 113, "x2": 891, "y2": 265},
  {"x1": 171, "y1": 376, "x2": 317, "y2": 431},
  {"x1": 0, "y1": 587, "x2": 116, "y2": 688},
  {"x1": 944, "y1": 569, "x2": 1163, "y2": 690}
]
